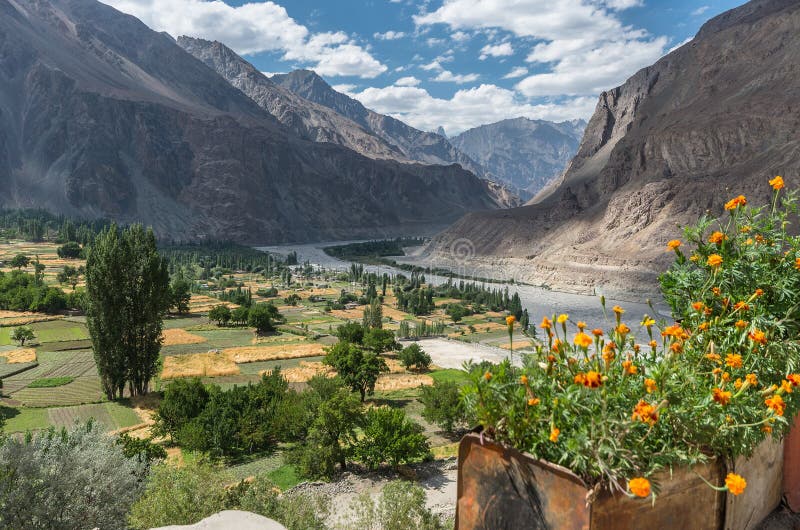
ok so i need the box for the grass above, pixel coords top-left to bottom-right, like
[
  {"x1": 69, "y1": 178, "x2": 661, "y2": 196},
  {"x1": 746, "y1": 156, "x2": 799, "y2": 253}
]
[
  {"x1": 267, "y1": 464, "x2": 302, "y2": 490},
  {"x1": 0, "y1": 406, "x2": 49, "y2": 432},
  {"x1": 429, "y1": 369, "x2": 470, "y2": 385},
  {"x1": 28, "y1": 376, "x2": 74, "y2": 388},
  {"x1": 431, "y1": 442, "x2": 459, "y2": 459}
]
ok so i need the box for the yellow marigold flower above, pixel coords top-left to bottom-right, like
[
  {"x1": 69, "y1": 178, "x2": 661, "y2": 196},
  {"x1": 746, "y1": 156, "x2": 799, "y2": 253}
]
[
  {"x1": 769, "y1": 175, "x2": 784, "y2": 190},
  {"x1": 584, "y1": 371, "x2": 602, "y2": 388},
  {"x1": 557, "y1": 314, "x2": 569, "y2": 324},
  {"x1": 725, "y1": 354, "x2": 743, "y2": 369},
  {"x1": 528, "y1": 397, "x2": 540, "y2": 406},
  {"x1": 724, "y1": 195, "x2": 747, "y2": 210},
  {"x1": 726, "y1": 473, "x2": 747, "y2": 496},
  {"x1": 709, "y1": 231, "x2": 727, "y2": 244},
  {"x1": 787, "y1": 374, "x2": 800, "y2": 387},
  {"x1": 632, "y1": 400, "x2": 658, "y2": 425},
  {"x1": 722, "y1": 372, "x2": 731, "y2": 382},
  {"x1": 484, "y1": 371, "x2": 492, "y2": 381},
  {"x1": 712, "y1": 387, "x2": 732, "y2": 406},
  {"x1": 735, "y1": 320, "x2": 748, "y2": 329},
  {"x1": 520, "y1": 375, "x2": 529, "y2": 385},
  {"x1": 540, "y1": 316, "x2": 552, "y2": 329},
  {"x1": 622, "y1": 360, "x2": 638, "y2": 375},
  {"x1": 740, "y1": 225, "x2": 752, "y2": 233},
  {"x1": 746, "y1": 373, "x2": 758, "y2": 386},
  {"x1": 506, "y1": 315, "x2": 516, "y2": 326},
  {"x1": 616, "y1": 323, "x2": 631, "y2": 335},
  {"x1": 749, "y1": 329, "x2": 767, "y2": 345},
  {"x1": 574, "y1": 332, "x2": 593, "y2": 349},
  {"x1": 644, "y1": 378, "x2": 657, "y2": 393},
  {"x1": 707, "y1": 254, "x2": 723, "y2": 268},
  {"x1": 766, "y1": 394, "x2": 786, "y2": 416},
  {"x1": 690, "y1": 254, "x2": 699, "y2": 262},
  {"x1": 549, "y1": 427, "x2": 560, "y2": 443},
  {"x1": 641, "y1": 317, "x2": 655, "y2": 328},
  {"x1": 667, "y1": 239, "x2": 682, "y2": 251},
  {"x1": 629, "y1": 477, "x2": 651, "y2": 498},
  {"x1": 698, "y1": 322, "x2": 709, "y2": 331},
  {"x1": 734, "y1": 378, "x2": 743, "y2": 390},
  {"x1": 648, "y1": 340, "x2": 657, "y2": 349},
  {"x1": 592, "y1": 328, "x2": 604, "y2": 337},
  {"x1": 705, "y1": 352, "x2": 721, "y2": 363},
  {"x1": 782, "y1": 380, "x2": 793, "y2": 394},
  {"x1": 745, "y1": 237, "x2": 754, "y2": 245},
  {"x1": 612, "y1": 305, "x2": 625, "y2": 315}
]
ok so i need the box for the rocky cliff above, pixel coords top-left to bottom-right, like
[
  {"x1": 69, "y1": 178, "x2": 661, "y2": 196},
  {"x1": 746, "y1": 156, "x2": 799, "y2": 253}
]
[
  {"x1": 449, "y1": 117, "x2": 585, "y2": 199},
  {"x1": 0, "y1": 0, "x2": 506, "y2": 243},
  {"x1": 423, "y1": 0, "x2": 800, "y2": 297}
]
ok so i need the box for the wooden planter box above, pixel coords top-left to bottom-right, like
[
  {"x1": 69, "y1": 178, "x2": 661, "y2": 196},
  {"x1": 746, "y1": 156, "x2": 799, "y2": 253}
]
[
  {"x1": 455, "y1": 433, "x2": 783, "y2": 530},
  {"x1": 784, "y1": 412, "x2": 800, "y2": 512}
]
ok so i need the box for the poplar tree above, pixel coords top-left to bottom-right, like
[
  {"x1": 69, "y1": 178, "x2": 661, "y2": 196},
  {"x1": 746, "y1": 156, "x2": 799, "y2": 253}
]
[{"x1": 86, "y1": 224, "x2": 170, "y2": 399}]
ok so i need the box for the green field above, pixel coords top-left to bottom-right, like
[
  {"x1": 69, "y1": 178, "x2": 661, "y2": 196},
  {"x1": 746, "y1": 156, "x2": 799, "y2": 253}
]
[{"x1": 1, "y1": 402, "x2": 141, "y2": 433}]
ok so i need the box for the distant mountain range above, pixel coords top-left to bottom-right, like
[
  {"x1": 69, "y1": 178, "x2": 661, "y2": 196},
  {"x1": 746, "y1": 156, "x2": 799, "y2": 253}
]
[
  {"x1": 424, "y1": 0, "x2": 800, "y2": 297},
  {"x1": 0, "y1": 0, "x2": 514, "y2": 242}
]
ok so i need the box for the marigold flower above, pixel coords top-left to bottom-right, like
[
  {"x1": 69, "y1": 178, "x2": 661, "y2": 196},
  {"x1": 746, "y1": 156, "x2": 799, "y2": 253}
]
[
  {"x1": 690, "y1": 254, "x2": 699, "y2": 262},
  {"x1": 574, "y1": 332, "x2": 593, "y2": 349},
  {"x1": 796, "y1": 257, "x2": 800, "y2": 271},
  {"x1": 712, "y1": 287, "x2": 721, "y2": 296},
  {"x1": 520, "y1": 375, "x2": 529, "y2": 385},
  {"x1": 705, "y1": 352, "x2": 721, "y2": 363},
  {"x1": 602, "y1": 348, "x2": 615, "y2": 364},
  {"x1": 616, "y1": 323, "x2": 631, "y2": 335},
  {"x1": 506, "y1": 315, "x2": 516, "y2": 326},
  {"x1": 709, "y1": 231, "x2": 727, "y2": 244},
  {"x1": 754, "y1": 288, "x2": 764, "y2": 297},
  {"x1": 769, "y1": 175, "x2": 784, "y2": 191},
  {"x1": 749, "y1": 329, "x2": 767, "y2": 345},
  {"x1": 741, "y1": 225, "x2": 752, "y2": 233},
  {"x1": 644, "y1": 378, "x2": 657, "y2": 393},
  {"x1": 763, "y1": 424, "x2": 773, "y2": 434},
  {"x1": 612, "y1": 305, "x2": 625, "y2": 315},
  {"x1": 622, "y1": 360, "x2": 638, "y2": 375},
  {"x1": 766, "y1": 394, "x2": 786, "y2": 416},
  {"x1": 725, "y1": 473, "x2": 747, "y2": 496},
  {"x1": 540, "y1": 316, "x2": 552, "y2": 329},
  {"x1": 691, "y1": 301, "x2": 704, "y2": 311},
  {"x1": 576, "y1": 321, "x2": 586, "y2": 330},
  {"x1": 724, "y1": 195, "x2": 747, "y2": 210},
  {"x1": 787, "y1": 374, "x2": 800, "y2": 386},
  {"x1": 745, "y1": 237, "x2": 754, "y2": 245},
  {"x1": 707, "y1": 254, "x2": 723, "y2": 268},
  {"x1": 641, "y1": 317, "x2": 655, "y2": 328},
  {"x1": 574, "y1": 373, "x2": 586, "y2": 385},
  {"x1": 670, "y1": 342, "x2": 684, "y2": 354},
  {"x1": 557, "y1": 314, "x2": 569, "y2": 324},
  {"x1": 722, "y1": 372, "x2": 731, "y2": 382},
  {"x1": 546, "y1": 354, "x2": 556, "y2": 363},
  {"x1": 698, "y1": 322, "x2": 709, "y2": 331},
  {"x1": 782, "y1": 380, "x2": 793, "y2": 394},
  {"x1": 735, "y1": 320, "x2": 748, "y2": 330},
  {"x1": 484, "y1": 371, "x2": 492, "y2": 381},
  {"x1": 648, "y1": 340, "x2": 657, "y2": 349},
  {"x1": 552, "y1": 338, "x2": 563, "y2": 353},
  {"x1": 746, "y1": 373, "x2": 758, "y2": 386},
  {"x1": 592, "y1": 328, "x2": 604, "y2": 337},
  {"x1": 628, "y1": 477, "x2": 651, "y2": 498},
  {"x1": 725, "y1": 354, "x2": 743, "y2": 369},
  {"x1": 548, "y1": 427, "x2": 560, "y2": 443},
  {"x1": 733, "y1": 301, "x2": 750, "y2": 312},
  {"x1": 734, "y1": 378, "x2": 743, "y2": 390},
  {"x1": 667, "y1": 240, "x2": 682, "y2": 251},
  {"x1": 712, "y1": 387, "x2": 732, "y2": 406},
  {"x1": 632, "y1": 400, "x2": 658, "y2": 425},
  {"x1": 755, "y1": 234, "x2": 766, "y2": 243},
  {"x1": 528, "y1": 397, "x2": 540, "y2": 406}
]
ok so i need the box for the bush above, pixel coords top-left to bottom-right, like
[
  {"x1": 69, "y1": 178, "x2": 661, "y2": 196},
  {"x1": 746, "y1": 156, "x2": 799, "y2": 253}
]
[
  {"x1": 420, "y1": 380, "x2": 467, "y2": 434},
  {"x1": 56, "y1": 241, "x2": 83, "y2": 259},
  {"x1": 248, "y1": 302, "x2": 282, "y2": 334},
  {"x1": 399, "y1": 343, "x2": 432, "y2": 371},
  {"x1": 0, "y1": 422, "x2": 148, "y2": 530},
  {"x1": 152, "y1": 377, "x2": 210, "y2": 441},
  {"x1": 345, "y1": 481, "x2": 447, "y2": 530},
  {"x1": 355, "y1": 407, "x2": 431, "y2": 470}
]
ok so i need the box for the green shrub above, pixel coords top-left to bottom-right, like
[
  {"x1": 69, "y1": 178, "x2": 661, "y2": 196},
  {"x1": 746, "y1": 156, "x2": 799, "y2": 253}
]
[
  {"x1": 355, "y1": 407, "x2": 431, "y2": 470},
  {"x1": 419, "y1": 380, "x2": 467, "y2": 434},
  {"x1": 27, "y1": 376, "x2": 74, "y2": 388},
  {"x1": 343, "y1": 481, "x2": 446, "y2": 530}
]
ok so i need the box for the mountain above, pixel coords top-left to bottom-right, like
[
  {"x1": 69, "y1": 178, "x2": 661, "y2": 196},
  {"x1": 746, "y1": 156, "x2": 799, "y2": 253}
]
[
  {"x1": 449, "y1": 117, "x2": 586, "y2": 199},
  {"x1": 270, "y1": 70, "x2": 487, "y2": 178},
  {"x1": 0, "y1": 0, "x2": 507, "y2": 243},
  {"x1": 422, "y1": 0, "x2": 800, "y2": 297}
]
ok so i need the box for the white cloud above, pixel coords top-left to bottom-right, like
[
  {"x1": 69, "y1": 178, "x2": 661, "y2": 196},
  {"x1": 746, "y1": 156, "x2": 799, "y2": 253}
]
[
  {"x1": 395, "y1": 76, "x2": 421, "y2": 86},
  {"x1": 691, "y1": 5, "x2": 710, "y2": 16},
  {"x1": 451, "y1": 31, "x2": 471, "y2": 42},
  {"x1": 102, "y1": 0, "x2": 387, "y2": 78},
  {"x1": 432, "y1": 70, "x2": 480, "y2": 84},
  {"x1": 602, "y1": 0, "x2": 643, "y2": 9},
  {"x1": 479, "y1": 42, "x2": 514, "y2": 60},
  {"x1": 374, "y1": 30, "x2": 406, "y2": 40},
  {"x1": 503, "y1": 66, "x2": 528, "y2": 79},
  {"x1": 350, "y1": 83, "x2": 596, "y2": 134},
  {"x1": 332, "y1": 84, "x2": 357, "y2": 94},
  {"x1": 421, "y1": 60, "x2": 444, "y2": 71}
]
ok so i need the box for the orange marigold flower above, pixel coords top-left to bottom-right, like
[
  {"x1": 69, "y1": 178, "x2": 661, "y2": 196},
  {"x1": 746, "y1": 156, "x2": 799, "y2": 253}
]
[
  {"x1": 766, "y1": 394, "x2": 786, "y2": 416},
  {"x1": 632, "y1": 400, "x2": 658, "y2": 425},
  {"x1": 670, "y1": 342, "x2": 684, "y2": 354},
  {"x1": 506, "y1": 315, "x2": 516, "y2": 326},
  {"x1": 698, "y1": 322, "x2": 710, "y2": 331},
  {"x1": 726, "y1": 473, "x2": 747, "y2": 496},
  {"x1": 592, "y1": 328, "x2": 604, "y2": 337},
  {"x1": 648, "y1": 340, "x2": 657, "y2": 349},
  {"x1": 612, "y1": 305, "x2": 625, "y2": 315},
  {"x1": 662, "y1": 324, "x2": 688, "y2": 339},
  {"x1": 546, "y1": 354, "x2": 557, "y2": 363},
  {"x1": 724, "y1": 195, "x2": 747, "y2": 210},
  {"x1": 722, "y1": 372, "x2": 731, "y2": 382},
  {"x1": 573, "y1": 373, "x2": 586, "y2": 385},
  {"x1": 769, "y1": 175, "x2": 784, "y2": 191},
  {"x1": 576, "y1": 321, "x2": 586, "y2": 330},
  {"x1": 712, "y1": 287, "x2": 721, "y2": 296},
  {"x1": 746, "y1": 373, "x2": 758, "y2": 386},
  {"x1": 763, "y1": 424, "x2": 773, "y2": 434},
  {"x1": 557, "y1": 314, "x2": 569, "y2": 324},
  {"x1": 644, "y1": 378, "x2": 657, "y2": 393},
  {"x1": 709, "y1": 231, "x2": 727, "y2": 244},
  {"x1": 549, "y1": 427, "x2": 560, "y2": 443},
  {"x1": 735, "y1": 320, "x2": 748, "y2": 330},
  {"x1": 690, "y1": 254, "x2": 699, "y2": 262},
  {"x1": 602, "y1": 348, "x2": 615, "y2": 364},
  {"x1": 484, "y1": 371, "x2": 492, "y2": 381},
  {"x1": 754, "y1": 288, "x2": 764, "y2": 297},
  {"x1": 712, "y1": 387, "x2": 732, "y2": 406},
  {"x1": 622, "y1": 360, "x2": 638, "y2": 375},
  {"x1": 667, "y1": 240, "x2": 682, "y2": 251},
  {"x1": 782, "y1": 380, "x2": 793, "y2": 394},
  {"x1": 705, "y1": 352, "x2": 721, "y2": 363},
  {"x1": 787, "y1": 374, "x2": 800, "y2": 387},
  {"x1": 584, "y1": 371, "x2": 602, "y2": 389},
  {"x1": 520, "y1": 375, "x2": 529, "y2": 385},
  {"x1": 692, "y1": 301, "x2": 704, "y2": 311},
  {"x1": 528, "y1": 397, "x2": 540, "y2": 406},
  {"x1": 616, "y1": 323, "x2": 631, "y2": 335},
  {"x1": 725, "y1": 354, "x2": 743, "y2": 369},
  {"x1": 734, "y1": 378, "x2": 743, "y2": 390},
  {"x1": 574, "y1": 332, "x2": 593, "y2": 349},
  {"x1": 733, "y1": 301, "x2": 750, "y2": 312},
  {"x1": 796, "y1": 257, "x2": 800, "y2": 271},
  {"x1": 552, "y1": 338, "x2": 563, "y2": 353},
  {"x1": 629, "y1": 477, "x2": 651, "y2": 498},
  {"x1": 540, "y1": 316, "x2": 552, "y2": 329},
  {"x1": 755, "y1": 234, "x2": 766, "y2": 243},
  {"x1": 749, "y1": 329, "x2": 768, "y2": 345},
  {"x1": 707, "y1": 254, "x2": 723, "y2": 268}
]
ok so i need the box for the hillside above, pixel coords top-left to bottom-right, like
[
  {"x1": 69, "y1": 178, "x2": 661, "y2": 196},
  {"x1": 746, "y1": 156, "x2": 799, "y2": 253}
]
[
  {"x1": 422, "y1": 0, "x2": 800, "y2": 297},
  {"x1": 0, "y1": 0, "x2": 506, "y2": 243},
  {"x1": 450, "y1": 117, "x2": 585, "y2": 199}
]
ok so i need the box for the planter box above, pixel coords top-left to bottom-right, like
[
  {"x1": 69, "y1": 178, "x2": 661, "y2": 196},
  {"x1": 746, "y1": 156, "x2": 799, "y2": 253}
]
[
  {"x1": 455, "y1": 433, "x2": 782, "y2": 530},
  {"x1": 784, "y1": 412, "x2": 800, "y2": 512}
]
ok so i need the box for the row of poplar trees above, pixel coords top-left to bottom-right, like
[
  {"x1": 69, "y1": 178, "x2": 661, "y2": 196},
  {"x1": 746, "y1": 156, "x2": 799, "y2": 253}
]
[{"x1": 86, "y1": 224, "x2": 170, "y2": 399}]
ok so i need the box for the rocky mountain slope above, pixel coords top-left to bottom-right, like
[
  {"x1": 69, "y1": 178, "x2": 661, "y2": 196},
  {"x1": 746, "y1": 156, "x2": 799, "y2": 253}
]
[
  {"x1": 450, "y1": 118, "x2": 585, "y2": 199},
  {"x1": 271, "y1": 70, "x2": 487, "y2": 178},
  {"x1": 0, "y1": 0, "x2": 506, "y2": 243},
  {"x1": 423, "y1": 0, "x2": 800, "y2": 297}
]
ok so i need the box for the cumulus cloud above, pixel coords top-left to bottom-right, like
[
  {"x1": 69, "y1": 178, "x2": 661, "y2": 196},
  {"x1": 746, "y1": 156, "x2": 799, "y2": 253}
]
[
  {"x1": 502, "y1": 66, "x2": 529, "y2": 79},
  {"x1": 374, "y1": 30, "x2": 405, "y2": 40},
  {"x1": 351, "y1": 83, "x2": 596, "y2": 134},
  {"x1": 479, "y1": 42, "x2": 514, "y2": 60},
  {"x1": 432, "y1": 70, "x2": 480, "y2": 84},
  {"x1": 102, "y1": 0, "x2": 387, "y2": 78},
  {"x1": 691, "y1": 5, "x2": 710, "y2": 16},
  {"x1": 395, "y1": 76, "x2": 421, "y2": 86}
]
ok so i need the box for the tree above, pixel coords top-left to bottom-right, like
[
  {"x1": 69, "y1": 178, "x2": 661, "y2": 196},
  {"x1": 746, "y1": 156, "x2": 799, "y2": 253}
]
[
  {"x1": 355, "y1": 407, "x2": 431, "y2": 469},
  {"x1": 419, "y1": 380, "x2": 468, "y2": 434},
  {"x1": 248, "y1": 302, "x2": 281, "y2": 334},
  {"x1": 362, "y1": 297, "x2": 383, "y2": 329},
  {"x1": 10, "y1": 326, "x2": 35, "y2": 346},
  {"x1": 231, "y1": 305, "x2": 250, "y2": 326},
  {"x1": 335, "y1": 321, "x2": 365, "y2": 344},
  {"x1": 86, "y1": 224, "x2": 170, "y2": 399},
  {"x1": 57, "y1": 265, "x2": 82, "y2": 290},
  {"x1": 0, "y1": 422, "x2": 148, "y2": 530},
  {"x1": 170, "y1": 276, "x2": 191, "y2": 314},
  {"x1": 398, "y1": 343, "x2": 432, "y2": 371},
  {"x1": 152, "y1": 378, "x2": 210, "y2": 441},
  {"x1": 208, "y1": 304, "x2": 231, "y2": 326},
  {"x1": 56, "y1": 241, "x2": 83, "y2": 259},
  {"x1": 445, "y1": 303, "x2": 470, "y2": 323},
  {"x1": 9, "y1": 253, "x2": 29, "y2": 270},
  {"x1": 324, "y1": 342, "x2": 388, "y2": 401},
  {"x1": 363, "y1": 327, "x2": 398, "y2": 353}
]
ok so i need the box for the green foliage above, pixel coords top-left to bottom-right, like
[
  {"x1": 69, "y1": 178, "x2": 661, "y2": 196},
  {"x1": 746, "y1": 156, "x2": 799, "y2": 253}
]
[
  {"x1": 323, "y1": 238, "x2": 423, "y2": 262},
  {"x1": 398, "y1": 343, "x2": 432, "y2": 371},
  {"x1": 234, "y1": 476, "x2": 330, "y2": 530},
  {"x1": 152, "y1": 377, "x2": 210, "y2": 441},
  {"x1": 170, "y1": 276, "x2": 192, "y2": 314},
  {"x1": 10, "y1": 325, "x2": 35, "y2": 346},
  {"x1": 86, "y1": 224, "x2": 171, "y2": 399},
  {"x1": 9, "y1": 254, "x2": 29, "y2": 269},
  {"x1": 445, "y1": 303, "x2": 470, "y2": 323},
  {"x1": 208, "y1": 304, "x2": 231, "y2": 326},
  {"x1": 56, "y1": 264, "x2": 83, "y2": 289},
  {"x1": 116, "y1": 433, "x2": 168, "y2": 465},
  {"x1": 344, "y1": 481, "x2": 446, "y2": 530},
  {"x1": 0, "y1": 270, "x2": 70, "y2": 313},
  {"x1": 362, "y1": 297, "x2": 383, "y2": 329},
  {"x1": 355, "y1": 407, "x2": 431, "y2": 469},
  {"x1": 27, "y1": 376, "x2": 74, "y2": 388},
  {"x1": 231, "y1": 305, "x2": 250, "y2": 327},
  {"x1": 420, "y1": 380, "x2": 467, "y2": 434},
  {"x1": 335, "y1": 321, "x2": 365, "y2": 344},
  {"x1": 56, "y1": 241, "x2": 83, "y2": 259},
  {"x1": 363, "y1": 327, "x2": 398, "y2": 353},
  {"x1": 248, "y1": 302, "x2": 283, "y2": 334},
  {"x1": 324, "y1": 341, "x2": 388, "y2": 401},
  {"x1": 0, "y1": 422, "x2": 148, "y2": 530}
]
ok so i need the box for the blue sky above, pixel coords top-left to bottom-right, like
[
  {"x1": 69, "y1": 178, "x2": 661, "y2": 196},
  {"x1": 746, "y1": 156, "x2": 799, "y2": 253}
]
[{"x1": 104, "y1": 0, "x2": 745, "y2": 134}]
